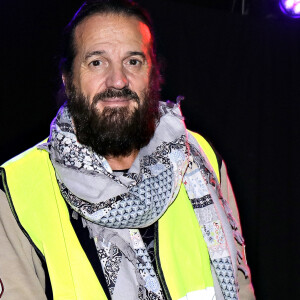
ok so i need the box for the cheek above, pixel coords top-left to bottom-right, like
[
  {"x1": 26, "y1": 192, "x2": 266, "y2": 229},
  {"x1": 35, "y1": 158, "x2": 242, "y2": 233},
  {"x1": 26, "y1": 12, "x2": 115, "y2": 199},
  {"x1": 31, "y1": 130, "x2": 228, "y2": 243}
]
[
  {"x1": 128, "y1": 71, "x2": 150, "y2": 92},
  {"x1": 78, "y1": 73, "x2": 106, "y2": 98}
]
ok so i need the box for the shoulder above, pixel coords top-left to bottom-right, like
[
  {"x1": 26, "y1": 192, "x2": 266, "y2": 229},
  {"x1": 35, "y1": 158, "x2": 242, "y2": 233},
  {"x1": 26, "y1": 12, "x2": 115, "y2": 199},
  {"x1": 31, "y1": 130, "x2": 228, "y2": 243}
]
[
  {"x1": 187, "y1": 130, "x2": 222, "y2": 181},
  {"x1": 1, "y1": 138, "x2": 49, "y2": 169},
  {"x1": 1, "y1": 139, "x2": 50, "y2": 193}
]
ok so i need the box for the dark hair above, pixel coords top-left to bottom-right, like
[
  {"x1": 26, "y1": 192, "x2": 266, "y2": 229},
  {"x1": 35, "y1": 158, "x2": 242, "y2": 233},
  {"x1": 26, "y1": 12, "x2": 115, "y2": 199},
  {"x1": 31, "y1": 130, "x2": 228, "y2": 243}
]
[{"x1": 59, "y1": 0, "x2": 156, "y2": 77}]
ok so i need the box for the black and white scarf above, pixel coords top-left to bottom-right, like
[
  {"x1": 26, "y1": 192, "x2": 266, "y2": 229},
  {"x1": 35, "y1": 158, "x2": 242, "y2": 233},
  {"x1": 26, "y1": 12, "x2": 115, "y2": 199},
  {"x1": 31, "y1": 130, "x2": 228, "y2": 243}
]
[{"x1": 44, "y1": 101, "x2": 244, "y2": 299}]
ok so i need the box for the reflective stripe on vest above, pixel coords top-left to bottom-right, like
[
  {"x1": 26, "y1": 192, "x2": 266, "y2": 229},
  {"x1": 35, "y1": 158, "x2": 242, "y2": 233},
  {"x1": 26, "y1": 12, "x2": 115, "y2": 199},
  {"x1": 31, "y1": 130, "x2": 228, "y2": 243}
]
[{"x1": 1, "y1": 132, "x2": 220, "y2": 300}]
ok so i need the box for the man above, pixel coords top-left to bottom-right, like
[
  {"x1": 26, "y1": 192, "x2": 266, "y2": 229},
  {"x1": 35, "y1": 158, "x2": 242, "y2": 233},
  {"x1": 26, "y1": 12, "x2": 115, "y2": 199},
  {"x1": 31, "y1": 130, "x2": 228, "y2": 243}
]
[{"x1": 0, "y1": 0, "x2": 255, "y2": 299}]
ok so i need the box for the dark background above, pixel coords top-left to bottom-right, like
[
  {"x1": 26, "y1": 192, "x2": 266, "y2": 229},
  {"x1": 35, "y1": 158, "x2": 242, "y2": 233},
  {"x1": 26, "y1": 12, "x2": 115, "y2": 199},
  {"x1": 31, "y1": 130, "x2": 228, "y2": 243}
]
[{"x1": 0, "y1": 0, "x2": 299, "y2": 298}]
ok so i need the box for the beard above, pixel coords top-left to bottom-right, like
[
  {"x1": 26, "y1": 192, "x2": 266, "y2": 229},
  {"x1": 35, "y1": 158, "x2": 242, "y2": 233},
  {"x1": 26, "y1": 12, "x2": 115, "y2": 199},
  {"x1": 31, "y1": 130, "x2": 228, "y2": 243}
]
[{"x1": 66, "y1": 83, "x2": 160, "y2": 158}]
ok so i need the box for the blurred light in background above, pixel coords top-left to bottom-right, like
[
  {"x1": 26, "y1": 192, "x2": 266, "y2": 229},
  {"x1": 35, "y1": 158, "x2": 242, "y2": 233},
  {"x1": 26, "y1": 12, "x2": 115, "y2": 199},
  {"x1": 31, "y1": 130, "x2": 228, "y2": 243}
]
[{"x1": 279, "y1": 0, "x2": 300, "y2": 18}]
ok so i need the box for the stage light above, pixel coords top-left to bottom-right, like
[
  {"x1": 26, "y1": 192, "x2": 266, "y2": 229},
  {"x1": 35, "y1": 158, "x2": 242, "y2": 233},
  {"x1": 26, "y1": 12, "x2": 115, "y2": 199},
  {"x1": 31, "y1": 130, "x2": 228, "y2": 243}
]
[
  {"x1": 280, "y1": 0, "x2": 300, "y2": 17},
  {"x1": 295, "y1": 3, "x2": 300, "y2": 13}
]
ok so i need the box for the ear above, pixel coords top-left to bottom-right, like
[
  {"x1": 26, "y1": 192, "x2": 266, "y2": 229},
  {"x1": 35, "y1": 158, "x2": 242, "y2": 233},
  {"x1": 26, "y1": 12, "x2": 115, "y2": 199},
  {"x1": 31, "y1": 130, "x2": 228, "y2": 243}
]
[
  {"x1": 61, "y1": 74, "x2": 71, "y2": 99},
  {"x1": 62, "y1": 74, "x2": 66, "y2": 86}
]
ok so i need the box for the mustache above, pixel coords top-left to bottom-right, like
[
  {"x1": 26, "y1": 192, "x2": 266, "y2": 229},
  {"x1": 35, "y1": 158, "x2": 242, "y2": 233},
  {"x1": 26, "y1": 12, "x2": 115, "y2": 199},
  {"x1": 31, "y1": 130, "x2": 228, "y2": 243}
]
[{"x1": 92, "y1": 88, "x2": 140, "y2": 104}]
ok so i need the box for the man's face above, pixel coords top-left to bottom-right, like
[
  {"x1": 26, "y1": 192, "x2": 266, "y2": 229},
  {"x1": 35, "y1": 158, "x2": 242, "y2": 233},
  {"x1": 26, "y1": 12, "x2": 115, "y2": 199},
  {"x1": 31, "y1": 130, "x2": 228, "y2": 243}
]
[
  {"x1": 64, "y1": 13, "x2": 159, "y2": 158},
  {"x1": 69, "y1": 13, "x2": 152, "y2": 112}
]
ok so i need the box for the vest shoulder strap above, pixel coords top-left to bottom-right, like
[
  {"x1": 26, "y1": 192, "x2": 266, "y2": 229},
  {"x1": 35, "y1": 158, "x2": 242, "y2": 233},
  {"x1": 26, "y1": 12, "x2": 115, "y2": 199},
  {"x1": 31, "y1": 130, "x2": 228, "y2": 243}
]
[{"x1": 188, "y1": 130, "x2": 221, "y2": 182}]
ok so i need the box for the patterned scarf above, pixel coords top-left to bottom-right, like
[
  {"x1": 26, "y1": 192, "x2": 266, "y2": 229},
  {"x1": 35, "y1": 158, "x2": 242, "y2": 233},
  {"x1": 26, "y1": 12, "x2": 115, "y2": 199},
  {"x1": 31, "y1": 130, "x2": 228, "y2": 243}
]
[{"x1": 46, "y1": 101, "x2": 244, "y2": 299}]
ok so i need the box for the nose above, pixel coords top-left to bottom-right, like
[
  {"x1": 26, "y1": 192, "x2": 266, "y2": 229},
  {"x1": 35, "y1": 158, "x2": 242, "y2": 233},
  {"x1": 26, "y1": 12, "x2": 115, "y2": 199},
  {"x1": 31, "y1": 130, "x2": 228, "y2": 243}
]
[{"x1": 105, "y1": 65, "x2": 129, "y2": 90}]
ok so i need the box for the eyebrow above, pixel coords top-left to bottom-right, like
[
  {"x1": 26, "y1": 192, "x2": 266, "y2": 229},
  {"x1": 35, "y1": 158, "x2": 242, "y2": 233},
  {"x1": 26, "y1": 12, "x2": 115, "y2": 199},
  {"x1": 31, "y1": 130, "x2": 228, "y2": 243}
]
[
  {"x1": 84, "y1": 50, "x2": 105, "y2": 60},
  {"x1": 127, "y1": 51, "x2": 146, "y2": 60}
]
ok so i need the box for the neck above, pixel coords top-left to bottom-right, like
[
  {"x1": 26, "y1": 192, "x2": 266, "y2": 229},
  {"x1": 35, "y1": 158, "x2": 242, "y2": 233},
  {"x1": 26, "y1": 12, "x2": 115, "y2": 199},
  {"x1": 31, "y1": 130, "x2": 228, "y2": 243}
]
[{"x1": 105, "y1": 150, "x2": 139, "y2": 171}]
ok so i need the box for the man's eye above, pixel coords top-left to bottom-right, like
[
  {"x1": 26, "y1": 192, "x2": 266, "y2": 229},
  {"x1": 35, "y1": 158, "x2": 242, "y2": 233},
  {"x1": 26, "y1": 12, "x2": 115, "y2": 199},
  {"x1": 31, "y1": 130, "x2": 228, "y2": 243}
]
[
  {"x1": 129, "y1": 59, "x2": 141, "y2": 66},
  {"x1": 90, "y1": 60, "x2": 102, "y2": 67}
]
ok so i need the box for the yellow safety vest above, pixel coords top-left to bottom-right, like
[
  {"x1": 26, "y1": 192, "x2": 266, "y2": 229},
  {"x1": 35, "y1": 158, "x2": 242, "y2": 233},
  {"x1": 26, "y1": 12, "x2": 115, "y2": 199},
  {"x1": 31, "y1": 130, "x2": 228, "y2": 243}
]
[{"x1": 1, "y1": 132, "x2": 219, "y2": 300}]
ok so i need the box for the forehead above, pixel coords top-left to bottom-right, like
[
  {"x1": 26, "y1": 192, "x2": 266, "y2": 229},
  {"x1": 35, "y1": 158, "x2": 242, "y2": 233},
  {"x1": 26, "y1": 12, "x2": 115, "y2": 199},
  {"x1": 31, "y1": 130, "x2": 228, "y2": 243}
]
[{"x1": 73, "y1": 13, "x2": 152, "y2": 54}]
